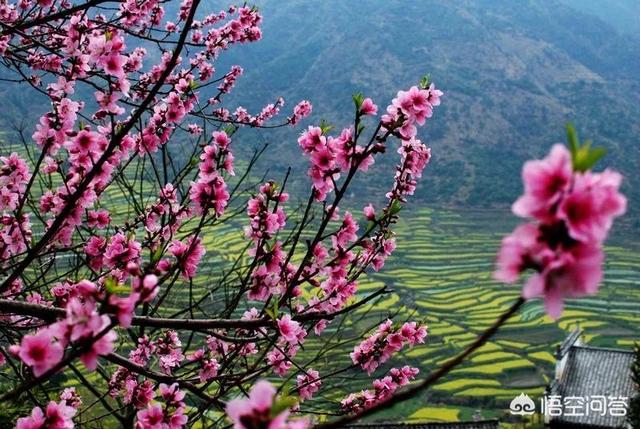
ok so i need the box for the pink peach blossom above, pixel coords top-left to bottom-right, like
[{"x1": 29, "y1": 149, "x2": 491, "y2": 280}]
[
  {"x1": 512, "y1": 144, "x2": 572, "y2": 221},
  {"x1": 558, "y1": 169, "x2": 627, "y2": 243},
  {"x1": 17, "y1": 330, "x2": 64, "y2": 377}
]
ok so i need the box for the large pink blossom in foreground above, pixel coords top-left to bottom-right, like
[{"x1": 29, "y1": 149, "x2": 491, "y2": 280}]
[
  {"x1": 495, "y1": 143, "x2": 626, "y2": 318},
  {"x1": 512, "y1": 144, "x2": 573, "y2": 221},
  {"x1": 226, "y1": 380, "x2": 309, "y2": 429}
]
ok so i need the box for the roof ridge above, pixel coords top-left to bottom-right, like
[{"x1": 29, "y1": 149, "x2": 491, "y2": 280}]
[
  {"x1": 346, "y1": 420, "x2": 500, "y2": 427},
  {"x1": 557, "y1": 328, "x2": 582, "y2": 358},
  {"x1": 572, "y1": 344, "x2": 634, "y2": 354}
]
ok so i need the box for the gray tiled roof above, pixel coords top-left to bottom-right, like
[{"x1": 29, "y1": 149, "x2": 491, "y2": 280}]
[
  {"x1": 550, "y1": 345, "x2": 636, "y2": 428},
  {"x1": 346, "y1": 420, "x2": 500, "y2": 429}
]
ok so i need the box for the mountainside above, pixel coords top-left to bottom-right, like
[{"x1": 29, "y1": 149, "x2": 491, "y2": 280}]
[
  {"x1": 1, "y1": 0, "x2": 638, "y2": 216},
  {"x1": 216, "y1": 0, "x2": 640, "y2": 214}
]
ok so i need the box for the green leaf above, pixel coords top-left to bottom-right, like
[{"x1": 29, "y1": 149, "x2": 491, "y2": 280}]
[
  {"x1": 584, "y1": 146, "x2": 607, "y2": 168},
  {"x1": 104, "y1": 277, "x2": 128, "y2": 294},
  {"x1": 419, "y1": 74, "x2": 431, "y2": 89},
  {"x1": 565, "y1": 123, "x2": 606, "y2": 172},
  {"x1": 319, "y1": 119, "x2": 334, "y2": 134},
  {"x1": 575, "y1": 145, "x2": 607, "y2": 172},
  {"x1": 150, "y1": 245, "x2": 163, "y2": 265},
  {"x1": 352, "y1": 92, "x2": 364, "y2": 110},
  {"x1": 389, "y1": 199, "x2": 402, "y2": 215},
  {"x1": 566, "y1": 123, "x2": 579, "y2": 161},
  {"x1": 265, "y1": 299, "x2": 279, "y2": 320},
  {"x1": 281, "y1": 384, "x2": 290, "y2": 396},
  {"x1": 104, "y1": 276, "x2": 118, "y2": 293},
  {"x1": 264, "y1": 307, "x2": 275, "y2": 319}
]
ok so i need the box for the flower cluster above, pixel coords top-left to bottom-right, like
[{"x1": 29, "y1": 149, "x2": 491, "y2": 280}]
[
  {"x1": 190, "y1": 131, "x2": 233, "y2": 217},
  {"x1": 210, "y1": 90, "x2": 309, "y2": 128},
  {"x1": 153, "y1": 330, "x2": 185, "y2": 375},
  {"x1": 245, "y1": 182, "x2": 295, "y2": 301},
  {"x1": 297, "y1": 125, "x2": 375, "y2": 201},
  {"x1": 136, "y1": 383, "x2": 188, "y2": 429},
  {"x1": 0, "y1": 153, "x2": 32, "y2": 262},
  {"x1": 109, "y1": 337, "x2": 157, "y2": 406},
  {"x1": 141, "y1": 184, "x2": 186, "y2": 239},
  {"x1": 278, "y1": 314, "x2": 306, "y2": 344},
  {"x1": 378, "y1": 83, "x2": 441, "y2": 204},
  {"x1": 305, "y1": 211, "x2": 361, "y2": 317},
  {"x1": 10, "y1": 283, "x2": 119, "y2": 376},
  {"x1": 297, "y1": 368, "x2": 322, "y2": 401},
  {"x1": 187, "y1": 349, "x2": 221, "y2": 383},
  {"x1": 16, "y1": 400, "x2": 76, "y2": 429},
  {"x1": 382, "y1": 83, "x2": 442, "y2": 140},
  {"x1": 289, "y1": 100, "x2": 313, "y2": 125},
  {"x1": 168, "y1": 237, "x2": 206, "y2": 280},
  {"x1": 226, "y1": 380, "x2": 309, "y2": 429},
  {"x1": 104, "y1": 232, "x2": 142, "y2": 270},
  {"x1": 246, "y1": 182, "x2": 288, "y2": 242},
  {"x1": 266, "y1": 314, "x2": 308, "y2": 376},
  {"x1": 386, "y1": 137, "x2": 432, "y2": 202},
  {"x1": 351, "y1": 320, "x2": 427, "y2": 374},
  {"x1": 341, "y1": 366, "x2": 419, "y2": 413},
  {"x1": 495, "y1": 143, "x2": 626, "y2": 318},
  {"x1": 137, "y1": 84, "x2": 197, "y2": 154},
  {"x1": 359, "y1": 215, "x2": 397, "y2": 272},
  {"x1": 108, "y1": 331, "x2": 189, "y2": 417},
  {"x1": 0, "y1": 152, "x2": 30, "y2": 212}
]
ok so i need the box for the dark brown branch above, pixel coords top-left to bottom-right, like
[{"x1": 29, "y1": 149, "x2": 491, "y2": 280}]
[{"x1": 0, "y1": 287, "x2": 390, "y2": 331}]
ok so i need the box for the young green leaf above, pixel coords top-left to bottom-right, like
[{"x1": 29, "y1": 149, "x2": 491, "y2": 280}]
[
  {"x1": 566, "y1": 123, "x2": 579, "y2": 161},
  {"x1": 419, "y1": 74, "x2": 431, "y2": 89},
  {"x1": 389, "y1": 199, "x2": 402, "y2": 215},
  {"x1": 352, "y1": 92, "x2": 364, "y2": 110},
  {"x1": 320, "y1": 119, "x2": 334, "y2": 134},
  {"x1": 576, "y1": 146, "x2": 607, "y2": 172},
  {"x1": 565, "y1": 124, "x2": 606, "y2": 172}
]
